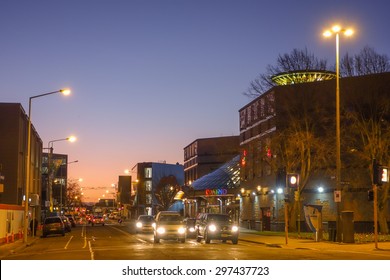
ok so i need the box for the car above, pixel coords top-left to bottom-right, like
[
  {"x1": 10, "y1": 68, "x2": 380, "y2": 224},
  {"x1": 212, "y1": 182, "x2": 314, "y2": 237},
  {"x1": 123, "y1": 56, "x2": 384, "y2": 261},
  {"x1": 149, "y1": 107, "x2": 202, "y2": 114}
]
[
  {"x1": 61, "y1": 216, "x2": 72, "y2": 232},
  {"x1": 135, "y1": 215, "x2": 155, "y2": 233},
  {"x1": 184, "y1": 218, "x2": 197, "y2": 238},
  {"x1": 42, "y1": 216, "x2": 65, "y2": 237},
  {"x1": 92, "y1": 215, "x2": 105, "y2": 226},
  {"x1": 153, "y1": 211, "x2": 186, "y2": 243},
  {"x1": 65, "y1": 215, "x2": 76, "y2": 227},
  {"x1": 196, "y1": 213, "x2": 239, "y2": 244}
]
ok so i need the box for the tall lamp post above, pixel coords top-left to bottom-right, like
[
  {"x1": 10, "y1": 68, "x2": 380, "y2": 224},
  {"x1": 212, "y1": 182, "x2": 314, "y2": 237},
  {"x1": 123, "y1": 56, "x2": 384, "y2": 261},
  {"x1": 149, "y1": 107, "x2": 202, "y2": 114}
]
[
  {"x1": 24, "y1": 88, "x2": 71, "y2": 243},
  {"x1": 323, "y1": 25, "x2": 353, "y2": 242}
]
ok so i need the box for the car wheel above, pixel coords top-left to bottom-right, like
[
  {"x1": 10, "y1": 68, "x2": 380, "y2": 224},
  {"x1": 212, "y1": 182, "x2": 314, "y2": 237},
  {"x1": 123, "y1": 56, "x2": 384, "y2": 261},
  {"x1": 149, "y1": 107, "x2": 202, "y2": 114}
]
[
  {"x1": 196, "y1": 236, "x2": 202, "y2": 242},
  {"x1": 92, "y1": 223, "x2": 94, "y2": 226},
  {"x1": 154, "y1": 236, "x2": 160, "y2": 243},
  {"x1": 232, "y1": 237, "x2": 238, "y2": 244},
  {"x1": 205, "y1": 231, "x2": 211, "y2": 244},
  {"x1": 180, "y1": 238, "x2": 185, "y2": 243},
  {"x1": 102, "y1": 224, "x2": 105, "y2": 226},
  {"x1": 62, "y1": 232, "x2": 65, "y2": 236}
]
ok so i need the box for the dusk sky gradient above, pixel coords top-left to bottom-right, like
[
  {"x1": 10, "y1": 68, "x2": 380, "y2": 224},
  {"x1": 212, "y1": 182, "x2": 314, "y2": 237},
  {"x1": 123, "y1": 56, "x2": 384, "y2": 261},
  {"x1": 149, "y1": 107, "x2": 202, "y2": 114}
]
[{"x1": 1, "y1": 0, "x2": 389, "y2": 202}]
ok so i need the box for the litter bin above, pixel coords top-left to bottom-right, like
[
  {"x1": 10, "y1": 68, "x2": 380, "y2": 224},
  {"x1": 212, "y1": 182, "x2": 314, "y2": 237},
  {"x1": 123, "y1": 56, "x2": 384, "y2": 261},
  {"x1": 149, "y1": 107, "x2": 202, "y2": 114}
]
[
  {"x1": 341, "y1": 211, "x2": 354, "y2": 243},
  {"x1": 328, "y1": 228, "x2": 336, "y2": 242},
  {"x1": 327, "y1": 221, "x2": 337, "y2": 242}
]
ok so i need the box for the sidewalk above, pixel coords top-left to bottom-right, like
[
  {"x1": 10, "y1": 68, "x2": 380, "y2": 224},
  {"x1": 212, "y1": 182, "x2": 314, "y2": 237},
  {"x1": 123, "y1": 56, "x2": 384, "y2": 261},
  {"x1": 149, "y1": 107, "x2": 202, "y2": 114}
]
[
  {"x1": 0, "y1": 233, "x2": 40, "y2": 259},
  {"x1": 239, "y1": 228, "x2": 390, "y2": 254}
]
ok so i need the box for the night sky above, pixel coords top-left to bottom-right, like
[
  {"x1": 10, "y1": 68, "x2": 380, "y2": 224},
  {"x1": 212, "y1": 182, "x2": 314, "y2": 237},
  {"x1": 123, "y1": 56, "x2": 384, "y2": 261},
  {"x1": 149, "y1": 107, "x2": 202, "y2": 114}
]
[{"x1": 1, "y1": 0, "x2": 389, "y2": 201}]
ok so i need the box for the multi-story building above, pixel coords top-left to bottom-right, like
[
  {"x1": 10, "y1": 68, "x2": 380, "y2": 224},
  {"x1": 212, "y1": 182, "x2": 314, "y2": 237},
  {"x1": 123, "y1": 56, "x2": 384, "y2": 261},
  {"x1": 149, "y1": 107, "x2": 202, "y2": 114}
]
[
  {"x1": 131, "y1": 162, "x2": 184, "y2": 217},
  {"x1": 0, "y1": 103, "x2": 43, "y2": 206},
  {"x1": 0, "y1": 103, "x2": 42, "y2": 242},
  {"x1": 183, "y1": 136, "x2": 240, "y2": 185},
  {"x1": 238, "y1": 72, "x2": 390, "y2": 231},
  {"x1": 42, "y1": 152, "x2": 68, "y2": 216}
]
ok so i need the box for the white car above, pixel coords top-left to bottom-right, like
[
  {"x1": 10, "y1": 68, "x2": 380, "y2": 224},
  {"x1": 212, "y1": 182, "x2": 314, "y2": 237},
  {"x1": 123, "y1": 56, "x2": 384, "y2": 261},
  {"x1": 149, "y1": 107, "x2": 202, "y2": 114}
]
[{"x1": 153, "y1": 211, "x2": 186, "y2": 243}]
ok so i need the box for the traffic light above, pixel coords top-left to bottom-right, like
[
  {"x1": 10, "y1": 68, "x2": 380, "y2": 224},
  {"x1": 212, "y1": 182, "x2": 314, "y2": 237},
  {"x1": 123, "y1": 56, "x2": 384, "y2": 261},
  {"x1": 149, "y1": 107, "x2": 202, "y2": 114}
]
[
  {"x1": 287, "y1": 173, "x2": 299, "y2": 188},
  {"x1": 373, "y1": 161, "x2": 389, "y2": 186}
]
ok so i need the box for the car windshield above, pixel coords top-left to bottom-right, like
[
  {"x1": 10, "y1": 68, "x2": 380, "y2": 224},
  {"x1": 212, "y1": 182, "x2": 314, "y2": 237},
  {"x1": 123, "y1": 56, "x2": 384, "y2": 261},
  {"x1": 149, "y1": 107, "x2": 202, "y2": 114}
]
[
  {"x1": 139, "y1": 216, "x2": 154, "y2": 222},
  {"x1": 207, "y1": 214, "x2": 230, "y2": 223},
  {"x1": 159, "y1": 215, "x2": 182, "y2": 222}
]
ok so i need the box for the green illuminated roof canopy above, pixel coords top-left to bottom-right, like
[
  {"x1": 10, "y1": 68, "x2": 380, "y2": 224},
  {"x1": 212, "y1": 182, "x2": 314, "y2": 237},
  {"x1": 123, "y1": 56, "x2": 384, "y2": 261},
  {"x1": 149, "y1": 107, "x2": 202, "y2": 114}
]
[{"x1": 271, "y1": 70, "x2": 336, "y2": 86}]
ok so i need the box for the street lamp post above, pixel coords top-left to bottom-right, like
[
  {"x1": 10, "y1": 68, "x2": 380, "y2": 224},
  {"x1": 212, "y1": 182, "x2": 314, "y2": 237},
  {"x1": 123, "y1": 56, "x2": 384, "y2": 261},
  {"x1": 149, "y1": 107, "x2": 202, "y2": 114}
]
[
  {"x1": 323, "y1": 25, "x2": 353, "y2": 242},
  {"x1": 24, "y1": 89, "x2": 70, "y2": 243}
]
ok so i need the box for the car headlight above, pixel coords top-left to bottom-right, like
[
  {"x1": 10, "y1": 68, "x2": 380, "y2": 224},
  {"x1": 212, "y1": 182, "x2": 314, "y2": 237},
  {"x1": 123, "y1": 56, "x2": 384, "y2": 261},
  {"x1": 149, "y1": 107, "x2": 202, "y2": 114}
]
[
  {"x1": 157, "y1": 227, "x2": 165, "y2": 234},
  {"x1": 178, "y1": 227, "x2": 186, "y2": 234},
  {"x1": 136, "y1": 222, "x2": 142, "y2": 228},
  {"x1": 232, "y1": 226, "x2": 239, "y2": 232},
  {"x1": 189, "y1": 227, "x2": 196, "y2": 232},
  {"x1": 208, "y1": 224, "x2": 217, "y2": 232}
]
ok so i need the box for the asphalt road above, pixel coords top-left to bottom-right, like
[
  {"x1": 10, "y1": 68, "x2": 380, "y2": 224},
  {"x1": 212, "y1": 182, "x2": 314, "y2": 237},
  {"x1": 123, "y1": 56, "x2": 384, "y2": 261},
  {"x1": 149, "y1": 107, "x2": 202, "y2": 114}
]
[{"x1": 3, "y1": 220, "x2": 390, "y2": 260}]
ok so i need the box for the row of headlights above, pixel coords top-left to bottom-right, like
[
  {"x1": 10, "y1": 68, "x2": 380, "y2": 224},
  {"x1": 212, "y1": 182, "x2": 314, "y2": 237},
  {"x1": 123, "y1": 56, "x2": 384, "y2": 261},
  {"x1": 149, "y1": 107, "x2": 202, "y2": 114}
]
[
  {"x1": 208, "y1": 224, "x2": 239, "y2": 232},
  {"x1": 137, "y1": 222, "x2": 239, "y2": 234},
  {"x1": 136, "y1": 222, "x2": 156, "y2": 228},
  {"x1": 156, "y1": 227, "x2": 186, "y2": 235}
]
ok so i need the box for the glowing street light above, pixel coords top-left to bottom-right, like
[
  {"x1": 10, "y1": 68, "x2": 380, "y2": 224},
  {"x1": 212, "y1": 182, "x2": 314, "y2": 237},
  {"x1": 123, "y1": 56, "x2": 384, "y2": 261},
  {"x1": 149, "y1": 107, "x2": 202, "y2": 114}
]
[
  {"x1": 323, "y1": 25, "x2": 353, "y2": 242},
  {"x1": 24, "y1": 88, "x2": 71, "y2": 242}
]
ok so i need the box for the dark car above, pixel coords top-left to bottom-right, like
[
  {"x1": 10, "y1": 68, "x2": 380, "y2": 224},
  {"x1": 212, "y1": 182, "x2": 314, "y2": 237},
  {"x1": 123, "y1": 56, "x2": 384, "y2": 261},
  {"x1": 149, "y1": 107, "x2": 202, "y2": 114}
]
[
  {"x1": 135, "y1": 215, "x2": 155, "y2": 233},
  {"x1": 184, "y1": 218, "x2": 197, "y2": 238},
  {"x1": 65, "y1": 215, "x2": 76, "y2": 227},
  {"x1": 153, "y1": 211, "x2": 186, "y2": 243},
  {"x1": 42, "y1": 216, "x2": 65, "y2": 237},
  {"x1": 196, "y1": 213, "x2": 239, "y2": 244}
]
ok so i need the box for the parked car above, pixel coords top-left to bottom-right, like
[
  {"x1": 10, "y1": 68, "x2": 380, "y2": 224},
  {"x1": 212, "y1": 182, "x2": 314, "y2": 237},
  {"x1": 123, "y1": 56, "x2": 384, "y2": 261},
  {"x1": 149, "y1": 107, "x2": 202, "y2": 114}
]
[
  {"x1": 184, "y1": 218, "x2": 197, "y2": 238},
  {"x1": 135, "y1": 215, "x2": 155, "y2": 233},
  {"x1": 196, "y1": 213, "x2": 239, "y2": 244},
  {"x1": 153, "y1": 211, "x2": 186, "y2": 243},
  {"x1": 42, "y1": 216, "x2": 65, "y2": 237},
  {"x1": 92, "y1": 215, "x2": 105, "y2": 226},
  {"x1": 61, "y1": 216, "x2": 72, "y2": 232},
  {"x1": 65, "y1": 214, "x2": 76, "y2": 227}
]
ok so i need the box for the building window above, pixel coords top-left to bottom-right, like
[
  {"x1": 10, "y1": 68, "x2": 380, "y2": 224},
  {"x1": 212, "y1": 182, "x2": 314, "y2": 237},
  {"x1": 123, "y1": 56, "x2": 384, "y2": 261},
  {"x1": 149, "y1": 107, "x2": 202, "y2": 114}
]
[
  {"x1": 253, "y1": 101, "x2": 258, "y2": 120},
  {"x1": 240, "y1": 110, "x2": 247, "y2": 129},
  {"x1": 145, "y1": 181, "x2": 152, "y2": 191},
  {"x1": 145, "y1": 167, "x2": 152, "y2": 178},
  {"x1": 146, "y1": 194, "x2": 152, "y2": 204},
  {"x1": 260, "y1": 98, "x2": 265, "y2": 118}
]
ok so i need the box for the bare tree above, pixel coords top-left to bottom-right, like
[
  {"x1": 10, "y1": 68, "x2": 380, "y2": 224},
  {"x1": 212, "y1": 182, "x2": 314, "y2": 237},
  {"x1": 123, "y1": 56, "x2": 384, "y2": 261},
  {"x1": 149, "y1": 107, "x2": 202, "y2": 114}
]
[
  {"x1": 154, "y1": 175, "x2": 180, "y2": 211},
  {"x1": 244, "y1": 48, "x2": 328, "y2": 98},
  {"x1": 341, "y1": 46, "x2": 390, "y2": 77},
  {"x1": 343, "y1": 81, "x2": 390, "y2": 234},
  {"x1": 66, "y1": 179, "x2": 82, "y2": 209},
  {"x1": 272, "y1": 87, "x2": 334, "y2": 231}
]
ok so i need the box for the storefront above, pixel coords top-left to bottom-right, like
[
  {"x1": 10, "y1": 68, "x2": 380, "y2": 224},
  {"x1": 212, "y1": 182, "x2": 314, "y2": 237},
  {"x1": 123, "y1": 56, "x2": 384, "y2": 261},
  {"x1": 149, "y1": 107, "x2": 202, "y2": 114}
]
[{"x1": 183, "y1": 156, "x2": 241, "y2": 222}]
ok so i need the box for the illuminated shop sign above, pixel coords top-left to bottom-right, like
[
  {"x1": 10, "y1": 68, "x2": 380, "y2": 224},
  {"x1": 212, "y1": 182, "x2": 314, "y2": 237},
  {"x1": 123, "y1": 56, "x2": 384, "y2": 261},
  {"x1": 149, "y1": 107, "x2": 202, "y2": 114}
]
[{"x1": 205, "y1": 188, "x2": 228, "y2": 196}]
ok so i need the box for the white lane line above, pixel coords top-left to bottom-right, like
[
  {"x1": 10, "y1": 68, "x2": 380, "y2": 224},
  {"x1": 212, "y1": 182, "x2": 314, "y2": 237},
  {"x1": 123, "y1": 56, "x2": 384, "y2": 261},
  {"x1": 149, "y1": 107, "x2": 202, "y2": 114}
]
[
  {"x1": 88, "y1": 240, "x2": 94, "y2": 260},
  {"x1": 64, "y1": 235, "x2": 74, "y2": 249}
]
